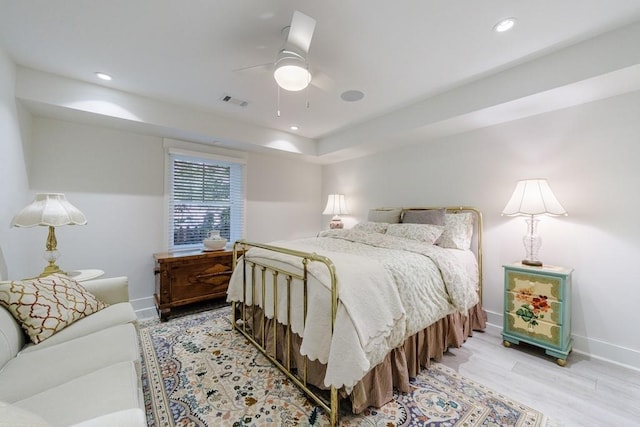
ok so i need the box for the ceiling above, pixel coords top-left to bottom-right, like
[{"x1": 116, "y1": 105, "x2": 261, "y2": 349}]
[{"x1": 2, "y1": 1, "x2": 640, "y2": 157}]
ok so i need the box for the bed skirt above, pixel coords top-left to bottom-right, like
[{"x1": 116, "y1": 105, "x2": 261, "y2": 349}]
[{"x1": 234, "y1": 302, "x2": 487, "y2": 414}]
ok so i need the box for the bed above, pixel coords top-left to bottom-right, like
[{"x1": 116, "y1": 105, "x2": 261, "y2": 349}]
[{"x1": 227, "y1": 207, "x2": 487, "y2": 426}]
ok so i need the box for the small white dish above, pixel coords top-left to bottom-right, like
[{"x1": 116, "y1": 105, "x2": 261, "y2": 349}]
[{"x1": 203, "y1": 238, "x2": 227, "y2": 251}]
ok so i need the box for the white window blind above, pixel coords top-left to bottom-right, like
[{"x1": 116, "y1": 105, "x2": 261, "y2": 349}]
[{"x1": 167, "y1": 152, "x2": 245, "y2": 250}]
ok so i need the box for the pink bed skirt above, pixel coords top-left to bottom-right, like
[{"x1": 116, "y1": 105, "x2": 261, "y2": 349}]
[{"x1": 235, "y1": 302, "x2": 487, "y2": 413}]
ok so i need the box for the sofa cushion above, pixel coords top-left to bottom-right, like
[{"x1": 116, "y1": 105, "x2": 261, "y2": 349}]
[
  {"x1": 14, "y1": 361, "x2": 143, "y2": 427},
  {"x1": 0, "y1": 400, "x2": 52, "y2": 427},
  {"x1": 0, "y1": 305, "x2": 26, "y2": 370},
  {"x1": 0, "y1": 274, "x2": 107, "y2": 344},
  {"x1": 0, "y1": 323, "x2": 140, "y2": 403},
  {"x1": 19, "y1": 302, "x2": 136, "y2": 354}
]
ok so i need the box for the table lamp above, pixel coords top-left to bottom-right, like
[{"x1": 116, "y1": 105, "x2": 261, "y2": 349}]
[
  {"x1": 322, "y1": 194, "x2": 350, "y2": 229},
  {"x1": 502, "y1": 179, "x2": 567, "y2": 266},
  {"x1": 11, "y1": 193, "x2": 87, "y2": 277}
]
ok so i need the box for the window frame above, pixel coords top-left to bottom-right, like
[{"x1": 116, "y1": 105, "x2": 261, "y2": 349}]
[{"x1": 164, "y1": 141, "x2": 246, "y2": 252}]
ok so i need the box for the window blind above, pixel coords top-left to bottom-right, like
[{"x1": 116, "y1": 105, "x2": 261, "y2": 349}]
[{"x1": 168, "y1": 152, "x2": 245, "y2": 250}]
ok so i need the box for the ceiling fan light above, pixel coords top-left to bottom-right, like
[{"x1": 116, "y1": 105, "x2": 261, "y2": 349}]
[{"x1": 274, "y1": 56, "x2": 311, "y2": 91}]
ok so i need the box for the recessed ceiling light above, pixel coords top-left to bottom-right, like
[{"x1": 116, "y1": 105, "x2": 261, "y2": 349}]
[
  {"x1": 290, "y1": 125, "x2": 299, "y2": 131},
  {"x1": 95, "y1": 72, "x2": 112, "y2": 81},
  {"x1": 493, "y1": 18, "x2": 516, "y2": 33},
  {"x1": 341, "y1": 90, "x2": 365, "y2": 102}
]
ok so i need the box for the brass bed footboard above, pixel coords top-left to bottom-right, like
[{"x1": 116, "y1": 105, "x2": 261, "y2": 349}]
[{"x1": 231, "y1": 241, "x2": 340, "y2": 426}]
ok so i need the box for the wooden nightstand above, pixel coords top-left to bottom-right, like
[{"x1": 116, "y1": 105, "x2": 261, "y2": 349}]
[
  {"x1": 153, "y1": 248, "x2": 241, "y2": 321},
  {"x1": 502, "y1": 262, "x2": 573, "y2": 366}
]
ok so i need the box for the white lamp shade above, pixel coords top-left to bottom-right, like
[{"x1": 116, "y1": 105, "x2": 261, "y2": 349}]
[
  {"x1": 502, "y1": 179, "x2": 567, "y2": 216},
  {"x1": 274, "y1": 55, "x2": 311, "y2": 91},
  {"x1": 322, "y1": 194, "x2": 350, "y2": 216},
  {"x1": 11, "y1": 193, "x2": 87, "y2": 227}
]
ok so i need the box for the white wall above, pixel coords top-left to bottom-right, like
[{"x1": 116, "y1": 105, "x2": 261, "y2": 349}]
[
  {"x1": 23, "y1": 117, "x2": 322, "y2": 315},
  {"x1": 0, "y1": 45, "x2": 32, "y2": 280},
  {"x1": 323, "y1": 90, "x2": 640, "y2": 370},
  {"x1": 246, "y1": 152, "x2": 323, "y2": 242}
]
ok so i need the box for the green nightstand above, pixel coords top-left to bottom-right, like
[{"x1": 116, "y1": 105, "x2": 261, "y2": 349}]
[{"x1": 502, "y1": 263, "x2": 573, "y2": 366}]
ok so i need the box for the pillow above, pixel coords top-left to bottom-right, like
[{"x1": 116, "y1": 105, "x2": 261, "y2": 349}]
[
  {"x1": 367, "y1": 208, "x2": 402, "y2": 223},
  {"x1": 0, "y1": 273, "x2": 108, "y2": 344},
  {"x1": 401, "y1": 208, "x2": 446, "y2": 226},
  {"x1": 353, "y1": 221, "x2": 389, "y2": 234},
  {"x1": 436, "y1": 212, "x2": 474, "y2": 250},
  {"x1": 386, "y1": 223, "x2": 444, "y2": 244}
]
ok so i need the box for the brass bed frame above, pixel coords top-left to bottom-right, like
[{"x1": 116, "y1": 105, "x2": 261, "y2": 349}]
[{"x1": 231, "y1": 207, "x2": 483, "y2": 426}]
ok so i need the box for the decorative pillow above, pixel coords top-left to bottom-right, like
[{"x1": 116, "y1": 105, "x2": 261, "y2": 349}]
[
  {"x1": 352, "y1": 221, "x2": 389, "y2": 234},
  {"x1": 436, "y1": 212, "x2": 474, "y2": 250},
  {"x1": 367, "y1": 208, "x2": 402, "y2": 223},
  {"x1": 0, "y1": 273, "x2": 108, "y2": 344},
  {"x1": 386, "y1": 223, "x2": 444, "y2": 244},
  {"x1": 401, "y1": 208, "x2": 446, "y2": 226}
]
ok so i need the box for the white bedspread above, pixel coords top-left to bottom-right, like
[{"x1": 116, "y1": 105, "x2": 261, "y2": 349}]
[{"x1": 226, "y1": 229, "x2": 479, "y2": 390}]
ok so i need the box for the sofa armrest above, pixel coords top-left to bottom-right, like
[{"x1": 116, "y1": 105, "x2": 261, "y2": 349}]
[{"x1": 81, "y1": 277, "x2": 130, "y2": 305}]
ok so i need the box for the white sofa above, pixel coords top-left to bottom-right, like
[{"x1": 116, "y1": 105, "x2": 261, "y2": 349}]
[{"x1": 0, "y1": 276, "x2": 146, "y2": 427}]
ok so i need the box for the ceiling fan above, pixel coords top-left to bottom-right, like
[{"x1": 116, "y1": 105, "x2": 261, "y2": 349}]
[{"x1": 236, "y1": 11, "x2": 317, "y2": 92}]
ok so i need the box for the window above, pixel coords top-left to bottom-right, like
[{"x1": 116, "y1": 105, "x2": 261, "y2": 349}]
[{"x1": 167, "y1": 150, "x2": 245, "y2": 250}]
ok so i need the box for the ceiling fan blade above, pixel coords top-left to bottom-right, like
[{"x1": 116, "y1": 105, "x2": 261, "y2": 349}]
[
  {"x1": 310, "y1": 70, "x2": 336, "y2": 92},
  {"x1": 287, "y1": 11, "x2": 316, "y2": 54},
  {"x1": 233, "y1": 62, "x2": 273, "y2": 73}
]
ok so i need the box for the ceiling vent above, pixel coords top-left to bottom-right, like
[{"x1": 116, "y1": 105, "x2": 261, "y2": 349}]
[{"x1": 220, "y1": 94, "x2": 249, "y2": 108}]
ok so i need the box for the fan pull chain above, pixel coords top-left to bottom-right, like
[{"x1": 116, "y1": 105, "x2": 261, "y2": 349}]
[
  {"x1": 277, "y1": 86, "x2": 281, "y2": 117},
  {"x1": 306, "y1": 66, "x2": 310, "y2": 109}
]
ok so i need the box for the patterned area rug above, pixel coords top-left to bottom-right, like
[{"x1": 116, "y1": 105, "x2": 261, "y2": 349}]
[{"x1": 139, "y1": 306, "x2": 546, "y2": 426}]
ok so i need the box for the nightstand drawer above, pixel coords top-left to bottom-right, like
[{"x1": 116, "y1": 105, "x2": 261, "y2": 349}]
[
  {"x1": 505, "y1": 270, "x2": 562, "y2": 301},
  {"x1": 505, "y1": 290, "x2": 562, "y2": 325},
  {"x1": 505, "y1": 312, "x2": 561, "y2": 347}
]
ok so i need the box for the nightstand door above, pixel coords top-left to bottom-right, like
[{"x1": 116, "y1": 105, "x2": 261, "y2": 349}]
[{"x1": 168, "y1": 254, "x2": 233, "y2": 301}]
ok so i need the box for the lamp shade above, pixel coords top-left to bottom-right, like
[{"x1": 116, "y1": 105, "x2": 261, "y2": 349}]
[
  {"x1": 11, "y1": 193, "x2": 87, "y2": 228},
  {"x1": 274, "y1": 54, "x2": 311, "y2": 92},
  {"x1": 322, "y1": 194, "x2": 350, "y2": 216},
  {"x1": 502, "y1": 179, "x2": 567, "y2": 217}
]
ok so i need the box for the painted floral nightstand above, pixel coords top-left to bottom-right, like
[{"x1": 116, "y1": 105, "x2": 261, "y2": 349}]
[{"x1": 502, "y1": 263, "x2": 573, "y2": 366}]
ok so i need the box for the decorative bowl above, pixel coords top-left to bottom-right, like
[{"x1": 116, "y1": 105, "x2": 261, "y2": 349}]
[{"x1": 203, "y1": 238, "x2": 227, "y2": 251}]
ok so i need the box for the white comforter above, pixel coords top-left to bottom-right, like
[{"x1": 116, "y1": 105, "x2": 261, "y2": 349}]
[{"x1": 226, "y1": 229, "x2": 479, "y2": 390}]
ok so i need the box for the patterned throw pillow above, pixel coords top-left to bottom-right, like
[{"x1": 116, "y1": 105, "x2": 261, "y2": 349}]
[
  {"x1": 0, "y1": 273, "x2": 108, "y2": 344},
  {"x1": 436, "y1": 212, "x2": 474, "y2": 250},
  {"x1": 386, "y1": 223, "x2": 444, "y2": 244}
]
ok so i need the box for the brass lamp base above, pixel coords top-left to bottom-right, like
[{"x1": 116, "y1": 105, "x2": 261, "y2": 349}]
[
  {"x1": 39, "y1": 262, "x2": 64, "y2": 278},
  {"x1": 39, "y1": 225, "x2": 65, "y2": 277},
  {"x1": 522, "y1": 259, "x2": 543, "y2": 267}
]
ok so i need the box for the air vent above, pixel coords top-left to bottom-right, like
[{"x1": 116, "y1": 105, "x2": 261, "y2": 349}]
[{"x1": 220, "y1": 94, "x2": 249, "y2": 108}]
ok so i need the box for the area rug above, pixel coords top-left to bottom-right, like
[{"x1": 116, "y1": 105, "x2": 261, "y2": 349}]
[{"x1": 139, "y1": 306, "x2": 546, "y2": 426}]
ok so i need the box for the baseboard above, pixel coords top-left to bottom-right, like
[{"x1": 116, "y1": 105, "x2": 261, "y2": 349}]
[
  {"x1": 486, "y1": 309, "x2": 640, "y2": 372},
  {"x1": 571, "y1": 334, "x2": 640, "y2": 372},
  {"x1": 130, "y1": 295, "x2": 158, "y2": 320}
]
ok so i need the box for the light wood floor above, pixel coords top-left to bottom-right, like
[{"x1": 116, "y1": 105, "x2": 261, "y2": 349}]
[{"x1": 439, "y1": 328, "x2": 640, "y2": 426}]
